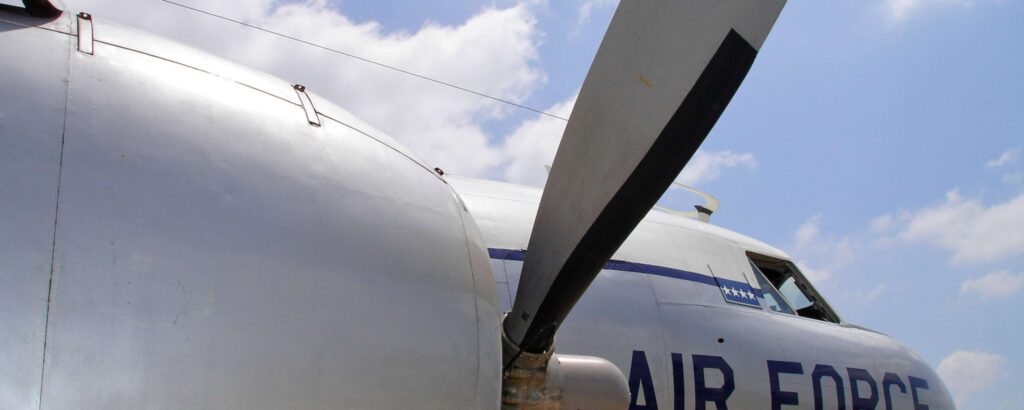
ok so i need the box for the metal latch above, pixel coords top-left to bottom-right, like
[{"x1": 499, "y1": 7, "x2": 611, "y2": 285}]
[
  {"x1": 76, "y1": 12, "x2": 93, "y2": 55},
  {"x1": 292, "y1": 84, "x2": 320, "y2": 127}
]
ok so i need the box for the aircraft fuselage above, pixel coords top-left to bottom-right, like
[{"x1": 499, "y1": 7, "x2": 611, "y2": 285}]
[
  {"x1": 0, "y1": 4, "x2": 955, "y2": 409},
  {"x1": 451, "y1": 176, "x2": 954, "y2": 410}
]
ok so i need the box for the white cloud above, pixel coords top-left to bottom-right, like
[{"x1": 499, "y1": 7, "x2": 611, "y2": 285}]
[
  {"x1": 235, "y1": 1, "x2": 543, "y2": 176},
  {"x1": 884, "y1": 0, "x2": 985, "y2": 22},
  {"x1": 869, "y1": 214, "x2": 895, "y2": 233},
  {"x1": 900, "y1": 190, "x2": 1024, "y2": 264},
  {"x1": 795, "y1": 260, "x2": 835, "y2": 283},
  {"x1": 677, "y1": 151, "x2": 758, "y2": 187},
  {"x1": 795, "y1": 215, "x2": 823, "y2": 249},
  {"x1": 576, "y1": 0, "x2": 618, "y2": 31},
  {"x1": 937, "y1": 350, "x2": 1006, "y2": 405},
  {"x1": 66, "y1": 1, "x2": 759, "y2": 189},
  {"x1": 69, "y1": 0, "x2": 546, "y2": 177},
  {"x1": 960, "y1": 270, "x2": 1024, "y2": 299},
  {"x1": 986, "y1": 148, "x2": 1020, "y2": 168},
  {"x1": 862, "y1": 283, "x2": 889, "y2": 302},
  {"x1": 790, "y1": 216, "x2": 855, "y2": 283},
  {"x1": 500, "y1": 94, "x2": 577, "y2": 186},
  {"x1": 497, "y1": 92, "x2": 756, "y2": 188}
]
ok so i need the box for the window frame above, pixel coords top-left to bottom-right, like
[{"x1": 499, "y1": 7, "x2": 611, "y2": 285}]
[
  {"x1": 748, "y1": 260, "x2": 797, "y2": 315},
  {"x1": 747, "y1": 252, "x2": 843, "y2": 324}
]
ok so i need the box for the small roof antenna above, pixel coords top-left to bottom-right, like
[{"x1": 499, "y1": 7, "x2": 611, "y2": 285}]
[
  {"x1": 694, "y1": 205, "x2": 714, "y2": 223},
  {"x1": 653, "y1": 182, "x2": 720, "y2": 223}
]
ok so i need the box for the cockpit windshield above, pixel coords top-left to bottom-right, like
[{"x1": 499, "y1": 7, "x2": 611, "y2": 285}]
[
  {"x1": 749, "y1": 261, "x2": 796, "y2": 315},
  {"x1": 748, "y1": 254, "x2": 840, "y2": 323}
]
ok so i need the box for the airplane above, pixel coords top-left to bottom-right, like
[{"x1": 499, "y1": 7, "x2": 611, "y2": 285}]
[{"x1": 0, "y1": 0, "x2": 956, "y2": 409}]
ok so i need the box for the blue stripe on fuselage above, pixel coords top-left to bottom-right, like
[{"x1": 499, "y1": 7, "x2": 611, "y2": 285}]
[{"x1": 487, "y1": 247, "x2": 762, "y2": 297}]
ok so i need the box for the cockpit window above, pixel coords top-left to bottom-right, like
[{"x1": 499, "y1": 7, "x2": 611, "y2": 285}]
[
  {"x1": 748, "y1": 254, "x2": 840, "y2": 323},
  {"x1": 777, "y1": 276, "x2": 814, "y2": 311},
  {"x1": 749, "y1": 261, "x2": 795, "y2": 315}
]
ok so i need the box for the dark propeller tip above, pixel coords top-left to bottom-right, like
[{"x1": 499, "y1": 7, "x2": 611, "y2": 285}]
[{"x1": 21, "y1": 0, "x2": 63, "y2": 18}]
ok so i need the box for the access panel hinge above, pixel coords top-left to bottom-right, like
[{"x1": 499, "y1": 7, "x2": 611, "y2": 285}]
[
  {"x1": 76, "y1": 12, "x2": 93, "y2": 55},
  {"x1": 292, "y1": 84, "x2": 321, "y2": 127}
]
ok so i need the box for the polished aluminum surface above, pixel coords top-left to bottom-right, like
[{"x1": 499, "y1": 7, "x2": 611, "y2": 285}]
[
  {"x1": 551, "y1": 355, "x2": 629, "y2": 410},
  {"x1": 1, "y1": 8, "x2": 500, "y2": 409},
  {"x1": 500, "y1": 347, "x2": 629, "y2": 410},
  {"x1": 0, "y1": 11, "x2": 70, "y2": 410}
]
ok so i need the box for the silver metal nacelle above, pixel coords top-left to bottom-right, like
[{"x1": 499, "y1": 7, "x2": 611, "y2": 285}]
[
  {"x1": 502, "y1": 350, "x2": 629, "y2": 410},
  {"x1": 500, "y1": 316, "x2": 628, "y2": 410},
  {"x1": 0, "y1": 6, "x2": 502, "y2": 408}
]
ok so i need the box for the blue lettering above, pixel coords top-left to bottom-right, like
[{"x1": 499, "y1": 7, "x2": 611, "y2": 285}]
[
  {"x1": 768, "y1": 360, "x2": 803, "y2": 409},
  {"x1": 693, "y1": 355, "x2": 734, "y2": 410},
  {"x1": 812, "y1": 364, "x2": 847, "y2": 410},
  {"x1": 672, "y1": 353, "x2": 685, "y2": 410},
  {"x1": 908, "y1": 377, "x2": 930, "y2": 410},
  {"x1": 623, "y1": 350, "x2": 930, "y2": 410},
  {"x1": 629, "y1": 350, "x2": 659, "y2": 410},
  {"x1": 848, "y1": 368, "x2": 879, "y2": 410},
  {"x1": 881, "y1": 373, "x2": 906, "y2": 410}
]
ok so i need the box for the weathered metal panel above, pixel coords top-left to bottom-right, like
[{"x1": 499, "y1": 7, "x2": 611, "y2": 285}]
[
  {"x1": 88, "y1": 17, "x2": 301, "y2": 106},
  {"x1": 39, "y1": 22, "x2": 486, "y2": 409},
  {"x1": 0, "y1": 16, "x2": 70, "y2": 410}
]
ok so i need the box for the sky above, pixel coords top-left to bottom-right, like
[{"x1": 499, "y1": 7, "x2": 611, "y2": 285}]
[{"x1": 48, "y1": 0, "x2": 1024, "y2": 408}]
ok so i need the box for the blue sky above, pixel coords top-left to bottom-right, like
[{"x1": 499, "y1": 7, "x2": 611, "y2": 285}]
[
  {"x1": 65, "y1": 0, "x2": 1023, "y2": 408},
  {"x1": 705, "y1": 3, "x2": 1024, "y2": 409}
]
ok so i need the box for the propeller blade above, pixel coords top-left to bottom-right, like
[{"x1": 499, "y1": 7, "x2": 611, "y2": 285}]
[
  {"x1": 506, "y1": 0, "x2": 787, "y2": 352},
  {"x1": 22, "y1": 0, "x2": 63, "y2": 17}
]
